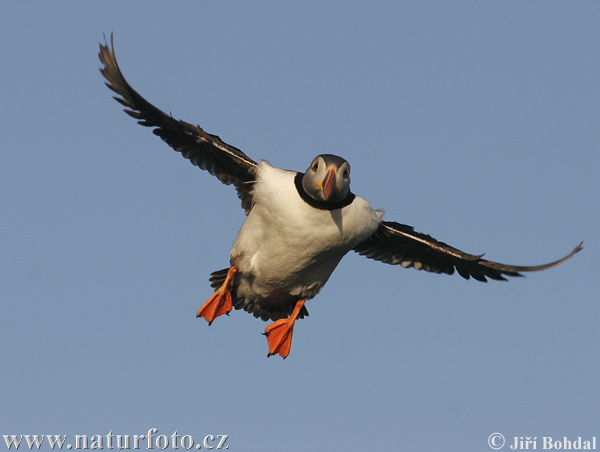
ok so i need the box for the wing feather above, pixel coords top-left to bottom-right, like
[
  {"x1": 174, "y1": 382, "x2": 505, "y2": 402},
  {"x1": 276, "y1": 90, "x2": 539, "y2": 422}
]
[
  {"x1": 354, "y1": 221, "x2": 582, "y2": 282},
  {"x1": 98, "y1": 34, "x2": 258, "y2": 213}
]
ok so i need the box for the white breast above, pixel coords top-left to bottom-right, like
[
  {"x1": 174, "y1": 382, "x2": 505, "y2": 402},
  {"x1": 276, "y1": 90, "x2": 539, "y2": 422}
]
[{"x1": 230, "y1": 161, "x2": 383, "y2": 301}]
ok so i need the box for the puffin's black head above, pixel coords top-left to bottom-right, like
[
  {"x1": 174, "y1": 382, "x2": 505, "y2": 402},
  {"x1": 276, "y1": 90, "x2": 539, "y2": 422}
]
[{"x1": 302, "y1": 154, "x2": 351, "y2": 203}]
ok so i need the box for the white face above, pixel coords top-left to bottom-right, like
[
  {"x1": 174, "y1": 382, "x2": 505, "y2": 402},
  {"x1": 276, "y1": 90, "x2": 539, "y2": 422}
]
[{"x1": 302, "y1": 154, "x2": 351, "y2": 202}]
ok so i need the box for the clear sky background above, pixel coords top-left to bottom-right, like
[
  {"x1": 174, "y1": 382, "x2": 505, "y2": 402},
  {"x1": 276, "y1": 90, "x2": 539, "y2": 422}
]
[{"x1": 1, "y1": 2, "x2": 598, "y2": 451}]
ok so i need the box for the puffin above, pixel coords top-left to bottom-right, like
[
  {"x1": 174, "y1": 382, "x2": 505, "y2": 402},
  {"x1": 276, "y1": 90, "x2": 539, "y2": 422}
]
[{"x1": 99, "y1": 36, "x2": 582, "y2": 358}]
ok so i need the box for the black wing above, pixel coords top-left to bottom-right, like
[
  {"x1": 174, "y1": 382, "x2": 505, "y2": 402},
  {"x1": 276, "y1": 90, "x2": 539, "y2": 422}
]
[
  {"x1": 99, "y1": 35, "x2": 258, "y2": 213},
  {"x1": 354, "y1": 221, "x2": 583, "y2": 282}
]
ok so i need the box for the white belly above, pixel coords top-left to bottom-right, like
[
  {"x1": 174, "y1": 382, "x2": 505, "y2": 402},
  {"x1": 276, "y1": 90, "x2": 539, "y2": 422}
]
[{"x1": 230, "y1": 162, "x2": 382, "y2": 301}]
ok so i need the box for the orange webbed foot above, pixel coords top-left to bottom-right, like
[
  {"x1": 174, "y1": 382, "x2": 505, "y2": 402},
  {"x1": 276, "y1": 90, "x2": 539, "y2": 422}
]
[
  {"x1": 263, "y1": 299, "x2": 306, "y2": 359},
  {"x1": 197, "y1": 266, "x2": 237, "y2": 325}
]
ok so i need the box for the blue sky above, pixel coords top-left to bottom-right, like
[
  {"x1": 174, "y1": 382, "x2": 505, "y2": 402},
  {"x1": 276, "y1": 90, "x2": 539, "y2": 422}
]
[{"x1": 1, "y1": 2, "x2": 598, "y2": 451}]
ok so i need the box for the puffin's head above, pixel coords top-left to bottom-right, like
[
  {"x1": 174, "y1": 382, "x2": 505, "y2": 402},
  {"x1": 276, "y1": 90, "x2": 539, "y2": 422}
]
[{"x1": 302, "y1": 154, "x2": 351, "y2": 202}]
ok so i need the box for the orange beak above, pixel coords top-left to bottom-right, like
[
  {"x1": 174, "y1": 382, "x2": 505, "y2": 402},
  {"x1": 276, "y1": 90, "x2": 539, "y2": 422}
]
[{"x1": 323, "y1": 169, "x2": 336, "y2": 201}]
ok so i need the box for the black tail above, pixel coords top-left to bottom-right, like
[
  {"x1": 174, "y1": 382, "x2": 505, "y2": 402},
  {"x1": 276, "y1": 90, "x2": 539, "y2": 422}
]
[
  {"x1": 207, "y1": 268, "x2": 310, "y2": 322},
  {"x1": 209, "y1": 268, "x2": 230, "y2": 290}
]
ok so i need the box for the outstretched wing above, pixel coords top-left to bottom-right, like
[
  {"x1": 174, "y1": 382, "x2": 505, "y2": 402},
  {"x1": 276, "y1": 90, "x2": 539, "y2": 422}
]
[
  {"x1": 354, "y1": 221, "x2": 583, "y2": 282},
  {"x1": 98, "y1": 35, "x2": 258, "y2": 213}
]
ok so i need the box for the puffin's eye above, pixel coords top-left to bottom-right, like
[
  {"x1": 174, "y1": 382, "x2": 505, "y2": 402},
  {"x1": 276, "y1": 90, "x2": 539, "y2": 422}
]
[
  {"x1": 343, "y1": 168, "x2": 350, "y2": 178},
  {"x1": 312, "y1": 161, "x2": 319, "y2": 172}
]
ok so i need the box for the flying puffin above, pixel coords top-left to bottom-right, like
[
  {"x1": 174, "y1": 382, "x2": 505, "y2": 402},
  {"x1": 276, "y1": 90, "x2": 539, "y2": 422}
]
[{"x1": 99, "y1": 36, "x2": 582, "y2": 359}]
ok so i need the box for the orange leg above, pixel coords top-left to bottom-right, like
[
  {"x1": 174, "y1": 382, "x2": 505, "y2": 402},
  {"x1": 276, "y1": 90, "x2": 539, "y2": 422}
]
[
  {"x1": 196, "y1": 266, "x2": 237, "y2": 325},
  {"x1": 263, "y1": 299, "x2": 306, "y2": 359}
]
